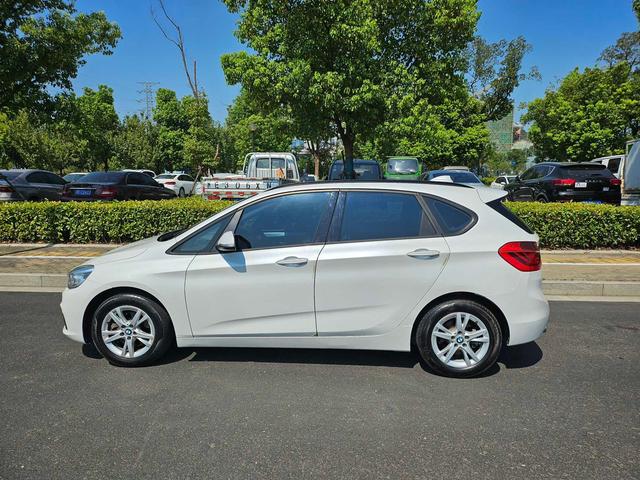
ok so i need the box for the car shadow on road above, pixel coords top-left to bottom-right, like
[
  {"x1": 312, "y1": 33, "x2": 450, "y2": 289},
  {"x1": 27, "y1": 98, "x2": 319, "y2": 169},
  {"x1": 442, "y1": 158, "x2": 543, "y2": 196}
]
[{"x1": 82, "y1": 341, "x2": 543, "y2": 373}]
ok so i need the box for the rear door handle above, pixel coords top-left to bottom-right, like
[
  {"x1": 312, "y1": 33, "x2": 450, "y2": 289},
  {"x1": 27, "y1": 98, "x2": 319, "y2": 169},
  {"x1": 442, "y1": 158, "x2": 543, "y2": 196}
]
[
  {"x1": 276, "y1": 256, "x2": 308, "y2": 267},
  {"x1": 407, "y1": 249, "x2": 440, "y2": 259}
]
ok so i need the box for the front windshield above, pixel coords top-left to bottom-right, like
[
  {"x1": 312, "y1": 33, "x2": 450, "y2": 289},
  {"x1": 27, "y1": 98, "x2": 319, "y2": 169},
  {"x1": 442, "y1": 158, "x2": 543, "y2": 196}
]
[
  {"x1": 431, "y1": 171, "x2": 482, "y2": 184},
  {"x1": 388, "y1": 158, "x2": 418, "y2": 174}
]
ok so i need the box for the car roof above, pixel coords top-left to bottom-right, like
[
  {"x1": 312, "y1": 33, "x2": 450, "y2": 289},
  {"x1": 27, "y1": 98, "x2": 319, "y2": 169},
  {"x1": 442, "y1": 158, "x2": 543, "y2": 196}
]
[
  {"x1": 331, "y1": 159, "x2": 379, "y2": 165},
  {"x1": 387, "y1": 156, "x2": 418, "y2": 160},
  {"x1": 428, "y1": 169, "x2": 478, "y2": 175}
]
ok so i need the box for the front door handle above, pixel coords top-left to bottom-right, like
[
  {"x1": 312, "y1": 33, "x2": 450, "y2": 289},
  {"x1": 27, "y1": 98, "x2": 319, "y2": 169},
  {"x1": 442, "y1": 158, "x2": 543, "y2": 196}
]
[
  {"x1": 276, "y1": 256, "x2": 308, "y2": 267},
  {"x1": 407, "y1": 249, "x2": 440, "y2": 259}
]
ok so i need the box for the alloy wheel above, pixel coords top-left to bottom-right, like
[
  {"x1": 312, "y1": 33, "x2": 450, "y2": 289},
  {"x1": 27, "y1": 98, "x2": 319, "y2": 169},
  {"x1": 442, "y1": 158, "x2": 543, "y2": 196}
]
[
  {"x1": 430, "y1": 312, "x2": 491, "y2": 369},
  {"x1": 101, "y1": 305, "x2": 156, "y2": 359}
]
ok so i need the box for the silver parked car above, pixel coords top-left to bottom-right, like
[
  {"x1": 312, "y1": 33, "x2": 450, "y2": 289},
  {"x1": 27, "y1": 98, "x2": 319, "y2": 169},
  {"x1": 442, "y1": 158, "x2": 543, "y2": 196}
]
[{"x1": 0, "y1": 169, "x2": 67, "y2": 201}]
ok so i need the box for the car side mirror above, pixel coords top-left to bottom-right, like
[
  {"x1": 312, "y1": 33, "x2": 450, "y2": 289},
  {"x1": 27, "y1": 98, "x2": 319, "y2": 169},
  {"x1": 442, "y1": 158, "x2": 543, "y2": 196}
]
[{"x1": 216, "y1": 231, "x2": 237, "y2": 253}]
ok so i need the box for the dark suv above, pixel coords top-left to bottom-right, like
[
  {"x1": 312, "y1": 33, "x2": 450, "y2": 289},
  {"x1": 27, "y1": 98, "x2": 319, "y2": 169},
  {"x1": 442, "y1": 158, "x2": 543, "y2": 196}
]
[{"x1": 505, "y1": 162, "x2": 621, "y2": 204}]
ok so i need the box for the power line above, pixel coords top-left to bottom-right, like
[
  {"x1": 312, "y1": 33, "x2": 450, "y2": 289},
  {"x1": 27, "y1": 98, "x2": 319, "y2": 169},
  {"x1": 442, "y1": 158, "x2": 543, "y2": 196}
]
[{"x1": 136, "y1": 81, "x2": 160, "y2": 120}]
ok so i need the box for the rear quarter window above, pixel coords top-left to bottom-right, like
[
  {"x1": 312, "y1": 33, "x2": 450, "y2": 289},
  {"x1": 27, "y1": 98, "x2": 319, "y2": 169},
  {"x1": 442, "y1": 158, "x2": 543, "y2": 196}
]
[
  {"x1": 422, "y1": 196, "x2": 476, "y2": 236},
  {"x1": 487, "y1": 199, "x2": 533, "y2": 234}
]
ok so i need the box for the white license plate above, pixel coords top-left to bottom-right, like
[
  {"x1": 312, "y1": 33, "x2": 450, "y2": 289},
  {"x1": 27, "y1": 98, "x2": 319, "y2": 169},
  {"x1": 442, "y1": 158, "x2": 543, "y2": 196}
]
[
  {"x1": 603, "y1": 187, "x2": 609, "y2": 191},
  {"x1": 575, "y1": 182, "x2": 587, "y2": 188}
]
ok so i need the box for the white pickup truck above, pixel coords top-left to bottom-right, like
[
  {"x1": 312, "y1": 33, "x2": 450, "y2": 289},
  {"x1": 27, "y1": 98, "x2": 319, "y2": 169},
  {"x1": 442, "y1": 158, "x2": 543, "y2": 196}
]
[{"x1": 200, "y1": 152, "x2": 301, "y2": 201}]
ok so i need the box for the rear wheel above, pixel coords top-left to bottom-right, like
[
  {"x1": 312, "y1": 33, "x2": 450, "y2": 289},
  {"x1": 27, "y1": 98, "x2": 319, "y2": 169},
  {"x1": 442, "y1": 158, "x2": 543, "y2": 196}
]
[
  {"x1": 91, "y1": 293, "x2": 174, "y2": 367},
  {"x1": 178, "y1": 187, "x2": 185, "y2": 197},
  {"x1": 415, "y1": 300, "x2": 502, "y2": 378},
  {"x1": 536, "y1": 194, "x2": 548, "y2": 202}
]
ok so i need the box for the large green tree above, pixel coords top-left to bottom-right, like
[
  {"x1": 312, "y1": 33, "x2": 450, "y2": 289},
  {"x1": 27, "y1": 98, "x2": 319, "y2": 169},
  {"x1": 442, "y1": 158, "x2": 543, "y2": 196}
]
[
  {"x1": 76, "y1": 85, "x2": 119, "y2": 171},
  {"x1": 221, "y1": 0, "x2": 479, "y2": 177},
  {"x1": 153, "y1": 88, "x2": 187, "y2": 172},
  {"x1": 224, "y1": 89, "x2": 293, "y2": 171},
  {"x1": 523, "y1": 63, "x2": 640, "y2": 162},
  {"x1": 111, "y1": 115, "x2": 159, "y2": 172},
  {"x1": 0, "y1": 1, "x2": 121, "y2": 113}
]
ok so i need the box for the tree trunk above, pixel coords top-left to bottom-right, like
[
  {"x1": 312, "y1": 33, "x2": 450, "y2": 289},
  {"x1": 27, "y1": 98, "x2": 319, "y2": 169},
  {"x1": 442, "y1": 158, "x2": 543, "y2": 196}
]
[
  {"x1": 335, "y1": 118, "x2": 355, "y2": 179},
  {"x1": 313, "y1": 153, "x2": 320, "y2": 179}
]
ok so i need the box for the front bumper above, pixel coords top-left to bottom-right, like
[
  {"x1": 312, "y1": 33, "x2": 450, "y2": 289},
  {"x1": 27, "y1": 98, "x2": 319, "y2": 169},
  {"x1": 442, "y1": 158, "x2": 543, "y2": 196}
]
[{"x1": 60, "y1": 286, "x2": 90, "y2": 344}]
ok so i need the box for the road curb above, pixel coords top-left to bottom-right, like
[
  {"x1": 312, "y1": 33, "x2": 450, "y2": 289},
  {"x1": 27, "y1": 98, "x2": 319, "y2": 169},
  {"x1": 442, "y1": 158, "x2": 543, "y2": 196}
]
[{"x1": 1, "y1": 273, "x2": 640, "y2": 298}]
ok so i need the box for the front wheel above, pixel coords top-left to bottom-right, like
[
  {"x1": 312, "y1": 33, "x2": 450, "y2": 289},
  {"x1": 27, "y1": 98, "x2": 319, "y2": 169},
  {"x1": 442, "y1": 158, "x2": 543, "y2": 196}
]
[
  {"x1": 415, "y1": 300, "x2": 502, "y2": 378},
  {"x1": 91, "y1": 293, "x2": 174, "y2": 367}
]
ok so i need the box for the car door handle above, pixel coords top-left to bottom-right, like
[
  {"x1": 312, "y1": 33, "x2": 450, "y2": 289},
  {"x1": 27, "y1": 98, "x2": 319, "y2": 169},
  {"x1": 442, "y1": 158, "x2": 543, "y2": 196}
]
[
  {"x1": 407, "y1": 249, "x2": 440, "y2": 259},
  {"x1": 276, "y1": 256, "x2": 308, "y2": 267}
]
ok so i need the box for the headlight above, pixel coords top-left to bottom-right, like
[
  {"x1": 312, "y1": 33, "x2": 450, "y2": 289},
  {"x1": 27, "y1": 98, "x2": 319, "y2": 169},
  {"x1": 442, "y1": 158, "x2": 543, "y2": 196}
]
[{"x1": 68, "y1": 265, "x2": 94, "y2": 289}]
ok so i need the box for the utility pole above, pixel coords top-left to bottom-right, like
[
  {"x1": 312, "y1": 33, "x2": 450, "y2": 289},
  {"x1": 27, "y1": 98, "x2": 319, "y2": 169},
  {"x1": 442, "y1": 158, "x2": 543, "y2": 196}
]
[{"x1": 137, "y1": 81, "x2": 160, "y2": 119}]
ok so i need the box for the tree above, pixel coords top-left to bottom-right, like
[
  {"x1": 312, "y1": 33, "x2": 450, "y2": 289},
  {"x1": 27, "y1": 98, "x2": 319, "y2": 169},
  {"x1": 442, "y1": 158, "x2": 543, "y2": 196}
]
[
  {"x1": 224, "y1": 89, "x2": 293, "y2": 170},
  {"x1": 182, "y1": 95, "x2": 219, "y2": 173},
  {"x1": 76, "y1": 85, "x2": 119, "y2": 171},
  {"x1": 634, "y1": 0, "x2": 640, "y2": 22},
  {"x1": 523, "y1": 63, "x2": 640, "y2": 162},
  {"x1": 111, "y1": 115, "x2": 159, "y2": 172},
  {"x1": 0, "y1": 1, "x2": 120, "y2": 113},
  {"x1": 221, "y1": 0, "x2": 479, "y2": 178},
  {"x1": 598, "y1": 32, "x2": 640, "y2": 71},
  {"x1": 153, "y1": 88, "x2": 187, "y2": 172},
  {"x1": 466, "y1": 36, "x2": 541, "y2": 120}
]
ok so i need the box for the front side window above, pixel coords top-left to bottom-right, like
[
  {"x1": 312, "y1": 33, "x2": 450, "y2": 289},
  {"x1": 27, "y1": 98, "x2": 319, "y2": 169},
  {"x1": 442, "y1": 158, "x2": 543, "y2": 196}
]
[
  {"x1": 338, "y1": 192, "x2": 436, "y2": 242},
  {"x1": 172, "y1": 215, "x2": 232, "y2": 254},
  {"x1": 234, "y1": 192, "x2": 335, "y2": 250},
  {"x1": 424, "y1": 196, "x2": 475, "y2": 236}
]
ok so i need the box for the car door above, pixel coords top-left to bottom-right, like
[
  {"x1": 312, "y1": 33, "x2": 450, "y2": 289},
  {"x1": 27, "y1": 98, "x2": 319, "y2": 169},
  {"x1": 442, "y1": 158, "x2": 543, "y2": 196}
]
[
  {"x1": 179, "y1": 174, "x2": 194, "y2": 194},
  {"x1": 184, "y1": 190, "x2": 337, "y2": 336},
  {"x1": 314, "y1": 190, "x2": 450, "y2": 336},
  {"x1": 43, "y1": 172, "x2": 66, "y2": 200},
  {"x1": 510, "y1": 167, "x2": 536, "y2": 200}
]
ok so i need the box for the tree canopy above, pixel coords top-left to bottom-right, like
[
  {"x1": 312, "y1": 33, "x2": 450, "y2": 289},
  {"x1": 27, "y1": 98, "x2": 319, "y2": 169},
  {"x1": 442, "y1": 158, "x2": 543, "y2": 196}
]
[
  {"x1": 0, "y1": 0, "x2": 121, "y2": 113},
  {"x1": 523, "y1": 63, "x2": 640, "y2": 162}
]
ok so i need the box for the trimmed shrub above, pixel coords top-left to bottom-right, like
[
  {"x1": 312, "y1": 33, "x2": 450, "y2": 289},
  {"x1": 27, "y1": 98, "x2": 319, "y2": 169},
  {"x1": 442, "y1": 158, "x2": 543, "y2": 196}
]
[
  {"x1": 481, "y1": 177, "x2": 496, "y2": 186},
  {"x1": 506, "y1": 202, "x2": 640, "y2": 249},
  {"x1": 0, "y1": 197, "x2": 233, "y2": 243},
  {"x1": 0, "y1": 197, "x2": 638, "y2": 249}
]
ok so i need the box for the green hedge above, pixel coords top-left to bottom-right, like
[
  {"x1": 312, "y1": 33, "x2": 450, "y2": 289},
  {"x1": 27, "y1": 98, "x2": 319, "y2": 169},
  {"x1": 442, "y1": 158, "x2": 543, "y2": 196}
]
[
  {"x1": 481, "y1": 177, "x2": 496, "y2": 186},
  {"x1": 0, "y1": 197, "x2": 638, "y2": 248},
  {"x1": 506, "y1": 202, "x2": 640, "y2": 249},
  {"x1": 0, "y1": 197, "x2": 233, "y2": 243}
]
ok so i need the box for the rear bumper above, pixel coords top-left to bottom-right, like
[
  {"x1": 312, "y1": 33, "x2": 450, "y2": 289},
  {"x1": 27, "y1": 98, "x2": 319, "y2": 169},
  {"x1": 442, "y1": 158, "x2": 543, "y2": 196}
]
[{"x1": 553, "y1": 190, "x2": 621, "y2": 204}]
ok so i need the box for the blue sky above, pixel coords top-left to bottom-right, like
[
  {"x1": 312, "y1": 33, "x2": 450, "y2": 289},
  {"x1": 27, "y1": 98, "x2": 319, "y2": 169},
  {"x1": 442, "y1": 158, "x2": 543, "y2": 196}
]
[{"x1": 73, "y1": 0, "x2": 638, "y2": 123}]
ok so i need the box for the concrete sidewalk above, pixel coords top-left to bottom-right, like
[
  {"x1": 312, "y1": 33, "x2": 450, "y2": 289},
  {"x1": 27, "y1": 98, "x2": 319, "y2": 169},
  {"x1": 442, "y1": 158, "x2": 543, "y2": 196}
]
[{"x1": 0, "y1": 243, "x2": 639, "y2": 297}]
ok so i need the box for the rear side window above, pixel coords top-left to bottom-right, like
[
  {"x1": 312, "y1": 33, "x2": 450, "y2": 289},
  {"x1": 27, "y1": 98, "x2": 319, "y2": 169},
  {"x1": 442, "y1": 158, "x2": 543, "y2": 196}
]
[
  {"x1": 26, "y1": 172, "x2": 49, "y2": 183},
  {"x1": 423, "y1": 196, "x2": 475, "y2": 236},
  {"x1": 487, "y1": 199, "x2": 533, "y2": 234},
  {"x1": 338, "y1": 192, "x2": 436, "y2": 241}
]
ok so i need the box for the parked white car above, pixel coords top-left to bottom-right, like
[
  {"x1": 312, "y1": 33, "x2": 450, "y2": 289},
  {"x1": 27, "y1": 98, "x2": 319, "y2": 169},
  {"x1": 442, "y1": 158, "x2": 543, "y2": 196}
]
[
  {"x1": 122, "y1": 169, "x2": 156, "y2": 178},
  {"x1": 154, "y1": 173, "x2": 196, "y2": 197},
  {"x1": 60, "y1": 182, "x2": 548, "y2": 377},
  {"x1": 490, "y1": 175, "x2": 517, "y2": 189},
  {"x1": 590, "y1": 155, "x2": 623, "y2": 178}
]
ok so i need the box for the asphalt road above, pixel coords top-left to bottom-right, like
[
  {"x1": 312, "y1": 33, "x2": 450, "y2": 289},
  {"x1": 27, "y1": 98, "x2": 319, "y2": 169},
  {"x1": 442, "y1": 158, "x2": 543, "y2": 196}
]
[{"x1": 0, "y1": 293, "x2": 638, "y2": 480}]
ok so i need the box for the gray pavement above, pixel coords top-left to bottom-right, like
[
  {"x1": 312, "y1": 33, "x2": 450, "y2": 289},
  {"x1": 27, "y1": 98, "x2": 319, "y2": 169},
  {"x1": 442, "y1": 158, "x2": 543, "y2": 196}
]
[{"x1": 0, "y1": 293, "x2": 638, "y2": 479}]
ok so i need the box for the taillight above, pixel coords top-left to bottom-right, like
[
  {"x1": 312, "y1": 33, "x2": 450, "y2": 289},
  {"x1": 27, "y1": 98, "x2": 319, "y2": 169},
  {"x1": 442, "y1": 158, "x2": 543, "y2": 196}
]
[
  {"x1": 552, "y1": 178, "x2": 575, "y2": 186},
  {"x1": 0, "y1": 185, "x2": 14, "y2": 193},
  {"x1": 498, "y1": 241, "x2": 541, "y2": 272},
  {"x1": 610, "y1": 178, "x2": 622, "y2": 186},
  {"x1": 96, "y1": 186, "x2": 117, "y2": 198},
  {"x1": 164, "y1": 181, "x2": 176, "y2": 185}
]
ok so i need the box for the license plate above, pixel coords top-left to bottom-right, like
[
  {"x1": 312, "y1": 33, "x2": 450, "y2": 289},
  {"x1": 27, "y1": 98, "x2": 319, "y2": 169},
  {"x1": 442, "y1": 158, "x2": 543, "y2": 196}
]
[
  {"x1": 603, "y1": 187, "x2": 609, "y2": 191},
  {"x1": 575, "y1": 182, "x2": 587, "y2": 188},
  {"x1": 74, "y1": 189, "x2": 92, "y2": 197}
]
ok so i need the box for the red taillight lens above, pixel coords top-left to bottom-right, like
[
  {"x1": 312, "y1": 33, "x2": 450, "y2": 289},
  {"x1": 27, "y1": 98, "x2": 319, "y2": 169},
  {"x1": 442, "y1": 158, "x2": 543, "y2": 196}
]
[
  {"x1": 552, "y1": 178, "x2": 576, "y2": 186},
  {"x1": 96, "y1": 186, "x2": 117, "y2": 198},
  {"x1": 0, "y1": 185, "x2": 14, "y2": 193},
  {"x1": 164, "y1": 181, "x2": 176, "y2": 185},
  {"x1": 498, "y1": 241, "x2": 541, "y2": 272},
  {"x1": 610, "y1": 178, "x2": 622, "y2": 186}
]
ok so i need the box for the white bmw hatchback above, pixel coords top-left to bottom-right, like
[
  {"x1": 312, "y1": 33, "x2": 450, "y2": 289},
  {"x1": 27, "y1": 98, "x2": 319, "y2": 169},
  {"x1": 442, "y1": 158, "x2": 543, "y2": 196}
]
[{"x1": 61, "y1": 181, "x2": 548, "y2": 377}]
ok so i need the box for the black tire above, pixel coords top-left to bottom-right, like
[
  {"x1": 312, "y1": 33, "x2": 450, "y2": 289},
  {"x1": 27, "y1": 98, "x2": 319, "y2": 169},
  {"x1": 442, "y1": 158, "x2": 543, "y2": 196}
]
[
  {"x1": 415, "y1": 299, "x2": 502, "y2": 378},
  {"x1": 178, "y1": 187, "x2": 185, "y2": 197},
  {"x1": 91, "y1": 293, "x2": 174, "y2": 367},
  {"x1": 536, "y1": 194, "x2": 548, "y2": 203}
]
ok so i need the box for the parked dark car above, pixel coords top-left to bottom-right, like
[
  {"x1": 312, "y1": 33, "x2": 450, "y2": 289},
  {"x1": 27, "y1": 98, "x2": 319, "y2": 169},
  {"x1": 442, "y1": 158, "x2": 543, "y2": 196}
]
[
  {"x1": 63, "y1": 172, "x2": 88, "y2": 183},
  {"x1": 0, "y1": 169, "x2": 67, "y2": 201},
  {"x1": 327, "y1": 159, "x2": 383, "y2": 180},
  {"x1": 505, "y1": 162, "x2": 621, "y2": 204},
  {"x1": 61, "y1": 171, "x2": 177, "y2": 201}
]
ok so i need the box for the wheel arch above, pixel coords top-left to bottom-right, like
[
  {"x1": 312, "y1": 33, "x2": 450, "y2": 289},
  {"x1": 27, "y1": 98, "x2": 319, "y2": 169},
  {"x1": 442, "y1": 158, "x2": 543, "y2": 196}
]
[
  {"x1": 410, "y1": 292, "x2": 510, "y2": 350},
  {"x1": 82, "y1": 286, "x2": 171, "y2": 344}
]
